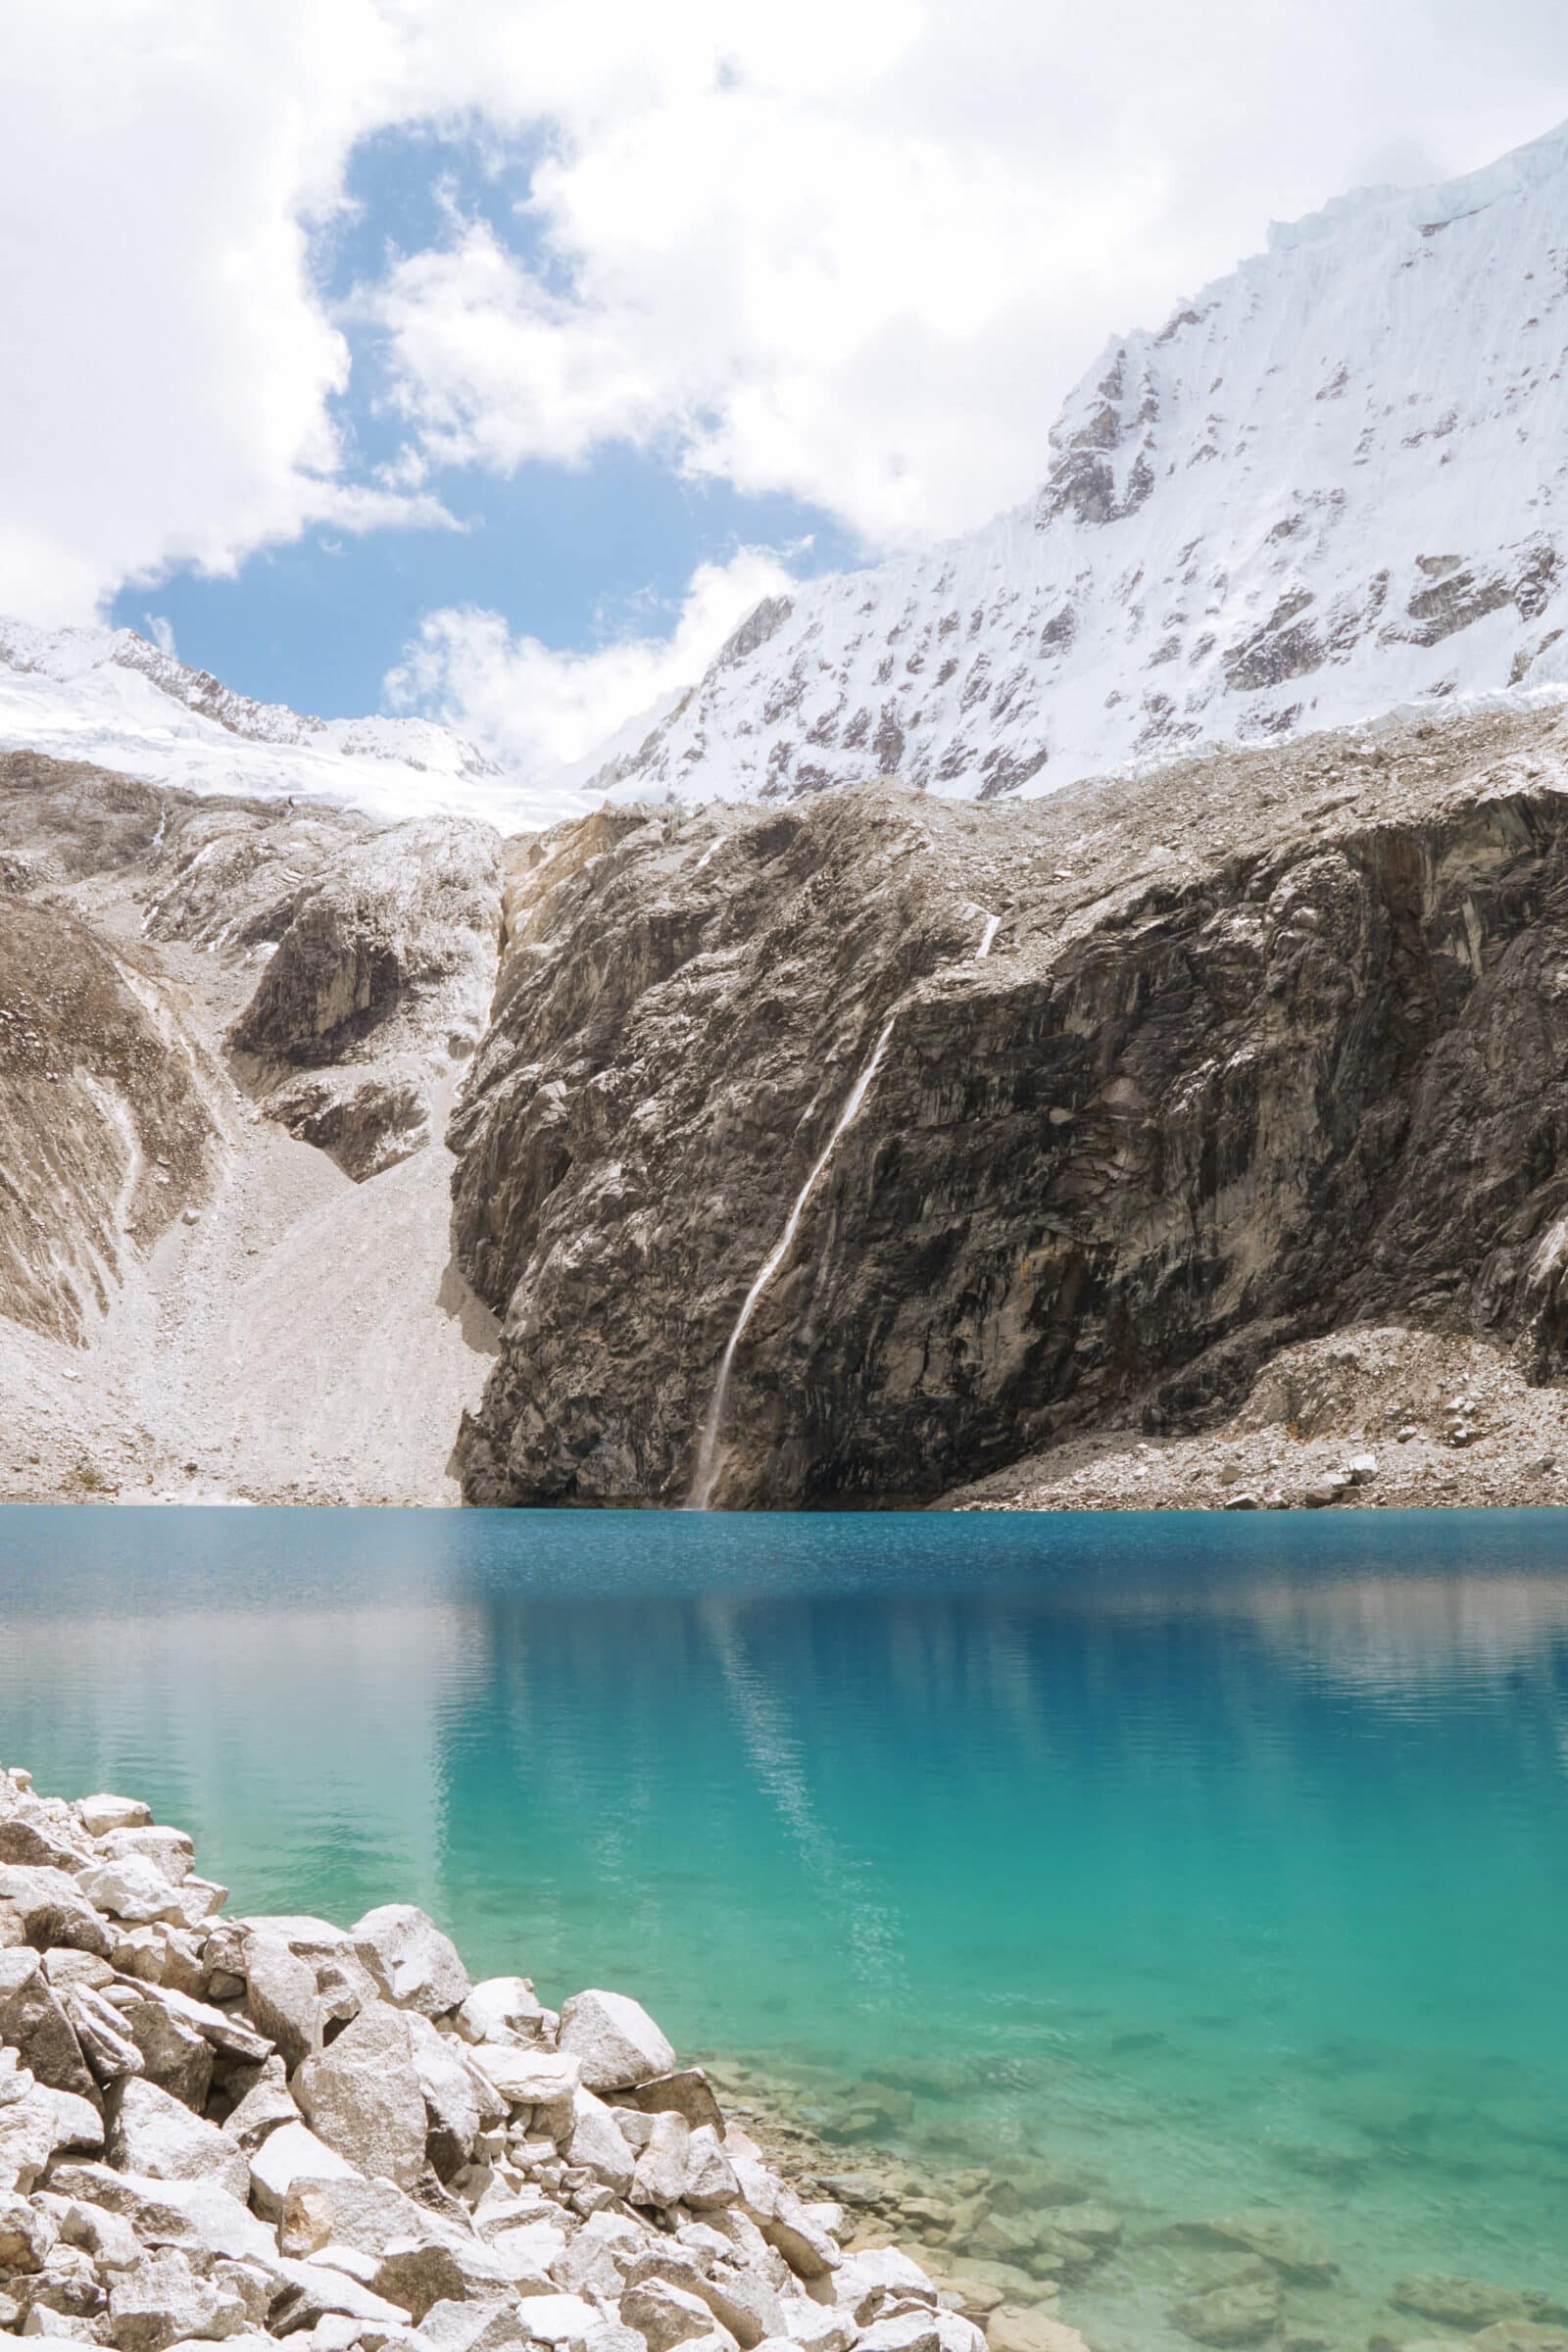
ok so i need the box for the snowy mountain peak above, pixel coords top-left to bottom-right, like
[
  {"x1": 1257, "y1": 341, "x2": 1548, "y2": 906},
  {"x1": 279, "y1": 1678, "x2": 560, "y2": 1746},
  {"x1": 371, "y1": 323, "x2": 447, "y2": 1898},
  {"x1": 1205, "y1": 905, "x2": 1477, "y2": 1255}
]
[
  {"x1": 595, "y1": 121, "x2": 1568, "y2": 808},
  {"x1": 0, "y1": 617, "x2": 581, "y2": 830}
]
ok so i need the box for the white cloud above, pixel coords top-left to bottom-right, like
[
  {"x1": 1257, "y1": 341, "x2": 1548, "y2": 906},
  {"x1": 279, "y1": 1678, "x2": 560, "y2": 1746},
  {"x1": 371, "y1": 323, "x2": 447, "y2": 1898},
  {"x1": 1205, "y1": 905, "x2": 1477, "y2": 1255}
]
[
  {"x1": 4, "y1": 0, "x2": 1567, "y2": 631},
  {"x1": 366, "y1": 0, "x2": 1568, "y2": 547},
  {"x1": 385, "y1": 547, "x2": 795, "y2": 787}
]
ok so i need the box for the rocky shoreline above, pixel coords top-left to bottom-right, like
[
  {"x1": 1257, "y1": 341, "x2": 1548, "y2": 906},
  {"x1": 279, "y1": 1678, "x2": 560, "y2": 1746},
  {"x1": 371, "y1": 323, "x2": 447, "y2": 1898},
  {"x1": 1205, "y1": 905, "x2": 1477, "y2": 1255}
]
[
  {"x1": 0, "y1": 1764, "x2": 1063, "y2": 2352},
  {"x1": 4, "y1": 1768, "x2": 1566, "y2": 2352}
]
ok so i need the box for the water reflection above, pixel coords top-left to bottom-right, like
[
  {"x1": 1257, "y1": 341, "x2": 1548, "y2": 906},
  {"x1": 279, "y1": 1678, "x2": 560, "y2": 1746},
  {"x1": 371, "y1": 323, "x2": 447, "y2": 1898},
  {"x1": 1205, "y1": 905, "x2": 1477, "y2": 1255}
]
[{"x1": 1, "y1": 1505, "x2": 1565, "y2": 2306}]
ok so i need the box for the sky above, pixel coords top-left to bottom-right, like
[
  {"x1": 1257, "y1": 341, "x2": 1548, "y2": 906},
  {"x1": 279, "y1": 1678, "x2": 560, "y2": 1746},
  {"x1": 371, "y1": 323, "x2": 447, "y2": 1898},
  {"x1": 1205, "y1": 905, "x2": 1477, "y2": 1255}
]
[{"x1": 4, "y1": 0, "x2": 1567, "y2": 791}]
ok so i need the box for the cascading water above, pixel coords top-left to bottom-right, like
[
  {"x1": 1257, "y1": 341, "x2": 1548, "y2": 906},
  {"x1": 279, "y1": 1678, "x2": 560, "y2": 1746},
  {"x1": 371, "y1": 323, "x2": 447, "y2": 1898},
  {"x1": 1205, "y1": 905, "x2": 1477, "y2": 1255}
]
[
  {"x1": 685, "y1": 1012, "x2": 898, "y2": 1510},
  {"x1": 685, "y1": 908, "x2": 1000, "y2": 1509}
]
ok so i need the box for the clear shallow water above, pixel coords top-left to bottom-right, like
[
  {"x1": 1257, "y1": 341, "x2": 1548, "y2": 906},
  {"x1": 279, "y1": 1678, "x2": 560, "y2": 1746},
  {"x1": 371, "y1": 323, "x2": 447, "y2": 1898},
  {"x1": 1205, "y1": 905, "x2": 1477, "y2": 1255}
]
[{"x1": 2, "y1": 1506, "x2": 1567, "y2": 2343}]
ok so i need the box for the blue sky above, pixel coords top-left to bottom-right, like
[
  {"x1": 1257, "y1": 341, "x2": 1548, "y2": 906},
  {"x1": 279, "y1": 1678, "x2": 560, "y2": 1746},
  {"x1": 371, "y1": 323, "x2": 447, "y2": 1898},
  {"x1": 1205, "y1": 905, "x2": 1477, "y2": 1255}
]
[{"x1": 110, "y1": 124, "x2": 857, "y2": 721}]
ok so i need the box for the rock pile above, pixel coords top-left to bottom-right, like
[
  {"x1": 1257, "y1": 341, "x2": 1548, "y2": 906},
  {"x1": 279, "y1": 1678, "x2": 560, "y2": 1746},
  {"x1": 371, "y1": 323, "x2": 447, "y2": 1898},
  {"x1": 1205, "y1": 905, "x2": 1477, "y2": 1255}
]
[{"x1": 0, "y1": 1766, "x2": 1002, "y2": 2352}]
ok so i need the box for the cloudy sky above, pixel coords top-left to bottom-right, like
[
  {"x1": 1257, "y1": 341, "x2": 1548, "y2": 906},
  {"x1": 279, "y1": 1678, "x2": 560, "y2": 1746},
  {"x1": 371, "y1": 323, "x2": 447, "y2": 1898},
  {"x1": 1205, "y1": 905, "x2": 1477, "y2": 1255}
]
[{"x1": 4, "y1": 0, "x2": 1565, "y2": 782}]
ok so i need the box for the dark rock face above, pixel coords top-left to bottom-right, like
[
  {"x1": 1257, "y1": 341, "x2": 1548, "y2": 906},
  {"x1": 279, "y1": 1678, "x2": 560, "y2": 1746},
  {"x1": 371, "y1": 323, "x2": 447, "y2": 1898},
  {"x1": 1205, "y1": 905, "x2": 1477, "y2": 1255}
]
[{"x1": 451, "y1": 708, "x2": 1568, "y2": 1507}]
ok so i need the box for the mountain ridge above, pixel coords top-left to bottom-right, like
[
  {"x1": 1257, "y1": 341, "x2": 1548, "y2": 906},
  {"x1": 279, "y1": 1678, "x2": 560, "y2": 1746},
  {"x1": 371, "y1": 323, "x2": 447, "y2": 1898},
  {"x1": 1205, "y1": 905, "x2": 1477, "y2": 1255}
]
[{"x1": 592, "y1": 122, "x2": 1568, "y2": 810}]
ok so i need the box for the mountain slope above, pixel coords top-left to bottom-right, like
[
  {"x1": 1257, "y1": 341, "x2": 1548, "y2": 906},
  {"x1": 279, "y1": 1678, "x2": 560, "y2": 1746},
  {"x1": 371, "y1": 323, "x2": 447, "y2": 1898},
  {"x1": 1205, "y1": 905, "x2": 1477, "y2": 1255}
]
[
  {"x1": 595, "y1": 123, "x2": 1568, "y2": 809},
  {"x1": 0, "y1": 617, "x2": 577, "y2": 829}
]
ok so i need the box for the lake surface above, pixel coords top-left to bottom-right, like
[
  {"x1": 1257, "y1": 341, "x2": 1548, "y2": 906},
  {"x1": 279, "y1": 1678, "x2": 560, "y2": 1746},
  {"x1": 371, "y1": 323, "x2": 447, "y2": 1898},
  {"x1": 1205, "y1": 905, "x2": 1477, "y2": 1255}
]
[{"x1": 2, "y1": 1506, "x2": 1566, "y2": 2347}]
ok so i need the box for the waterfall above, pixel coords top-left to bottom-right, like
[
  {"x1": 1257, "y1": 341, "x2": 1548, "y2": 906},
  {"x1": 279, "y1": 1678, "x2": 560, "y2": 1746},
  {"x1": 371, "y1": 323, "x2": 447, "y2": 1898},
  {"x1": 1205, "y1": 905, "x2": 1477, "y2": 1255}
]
[
  {"x1": 686, "y1": 1012, "x2": 898, "y2": 1510},
  {"x1": 976, "y1": 911, "x2": 1000, "y2": 958}
]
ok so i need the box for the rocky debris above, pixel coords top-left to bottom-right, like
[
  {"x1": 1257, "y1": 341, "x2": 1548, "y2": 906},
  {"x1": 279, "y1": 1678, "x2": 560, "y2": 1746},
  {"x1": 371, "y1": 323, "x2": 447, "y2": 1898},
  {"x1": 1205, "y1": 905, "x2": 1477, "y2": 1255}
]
[
  {"x1": 451, "y1": 702, "x2": 1568, "y2": 1507},
  {"x1": 0, "y1": 1761, "x2": 989, "y2": 2352},
  {"x1": 953, "y1": 1326, "x2": 1568, "y2": 1512}
]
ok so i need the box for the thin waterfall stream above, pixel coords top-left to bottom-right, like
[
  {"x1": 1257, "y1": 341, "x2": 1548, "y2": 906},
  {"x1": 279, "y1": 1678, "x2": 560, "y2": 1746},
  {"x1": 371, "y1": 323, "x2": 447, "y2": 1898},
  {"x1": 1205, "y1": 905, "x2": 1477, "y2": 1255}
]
[{"x1": 686, "y1": 908, "x2": 1000, "y2": 1509}]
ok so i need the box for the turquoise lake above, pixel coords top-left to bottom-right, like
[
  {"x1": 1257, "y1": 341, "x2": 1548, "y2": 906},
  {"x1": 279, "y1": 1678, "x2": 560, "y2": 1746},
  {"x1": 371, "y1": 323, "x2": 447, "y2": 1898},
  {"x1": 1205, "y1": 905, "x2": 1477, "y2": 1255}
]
[{"x1": 1, "y1": 1505, "x2": 1565, "y2": 2346}]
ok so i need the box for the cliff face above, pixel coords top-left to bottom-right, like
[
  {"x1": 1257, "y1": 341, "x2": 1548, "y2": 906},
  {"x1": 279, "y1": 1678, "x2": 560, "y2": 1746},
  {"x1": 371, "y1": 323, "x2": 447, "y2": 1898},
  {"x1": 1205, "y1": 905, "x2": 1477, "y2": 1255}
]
[{"x1": 452, "y1": 702, "x2": 1568, "y2": 1506}]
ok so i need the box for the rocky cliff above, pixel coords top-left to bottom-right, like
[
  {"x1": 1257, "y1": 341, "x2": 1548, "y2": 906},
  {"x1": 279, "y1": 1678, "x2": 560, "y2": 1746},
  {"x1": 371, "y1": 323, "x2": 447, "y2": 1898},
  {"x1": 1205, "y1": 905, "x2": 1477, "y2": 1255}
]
[{"x1": 452, "y1": 702, "x2": 1568, "y2": 1507}]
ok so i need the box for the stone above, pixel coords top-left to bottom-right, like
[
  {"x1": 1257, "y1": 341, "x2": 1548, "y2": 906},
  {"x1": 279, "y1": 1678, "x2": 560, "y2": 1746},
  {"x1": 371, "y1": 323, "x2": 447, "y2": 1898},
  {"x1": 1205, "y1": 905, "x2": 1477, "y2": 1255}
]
[
  {"x1": 467, "y1": 2047, "x2": 580, "y2": 2119},
  {"x1": 270, "y1": 2255, "x2": 413, "y2": 2333},
  {"x1": 240, "y1": 1933, "x2": 321, "y2": 2072},
  {"x1": 622, "y1": 2280, "x2": 726, "y2": 2352},
  {"x1": 74, "y1": 1861, "x2": 186, "y2": 1928},
  {"x1": 247, "y1": 2122, "x2": 364, "y2": 2223},
  {"x1": 1394, "y1": 2279, "x2": 1537, "y2": 2331},
  {"x1": 74, "y1": 1799, "x2": 152, "y2": 1840},
  {"x1": 564, "y1": 2087, "x2": 637, "y2": 2198},
  {"x1": 105, "y1": 2245, "x2": 249, "y2": 2352},
  {"x1": 459, "y1": 1981, "x2": 549, "y2": 2046},
  {"x1": 139, "y1": 1983, "x2": 270, "y2": 2066},
  {"x1": 617, "y1": 2072, "x2": 726, "y2": 2136},
  {"x1": 550, "y1": 2213, "x2": 644, "y2": 2300},
  {"x1": 351, "y1": 1909, "x2": 470, "y2": 2021},
  {"x1": 776, "y1": 2308, "x2": 857, "y2": 2352},
  {"x1": 0, "y1": 1871, "x2": 112, "y2": 1960},
  {"x1": 0, "y1": 1823, "x2": 88, "y2": 1876},
  {"x1": 856, "y1": 2320, "x2": 942, "y2": 2352},
  {"x1": 630, "y1": 2113, "x2": 693, "y2": 2210},
  {"x1": 404, "y1": 2011, "x2": 496, "y2": 2180},
  {"x1": 516, "y1": 2296, "x2": 608, "y2": 2350},
  {"x1": 48, "y1": 2165, "x2": 272, "y2": 2265},
  {"x1": 105, "y1": 2080, "x2": 251, "y2": 2204},
  {"x1": 689, "y1": 2265, "x2": 786, "y2": 2350},
  {"x1": 94, "y1": 1832, "x2": 195, "y2": 1887},
  {"x1": 50, "y1": 2201, "x2": 142, "y2": 2273},
  {"x1": 1346, "y1": 1453, "x2": 1379, "y2": 1485},
  {"x1": 1172, "y1": 2278, "x2": 1283, "y2": 2348},
  {"x1": 220, "y1": 2060, "x2": 299, "y2": 2154},
  {"x1": 1175, "y1": 2211, "x2": 1338, "y2": 2285},
  {"x1": 834, "y1": 2251, "x2": 938, "y2": 2323},
  {"x1": 0, "y1": 1953, "x2": 95, "y2": 2098},
  {"x1": 278, "y1": 2174, "x2": 443, "y2": 2264},
  {"x1": 373, "y1": 2237, "x2": 515, "y2": 2323},
  {"x1": 109, "y1": 1993, "x2": 212, "y2": 2107},
  {"x1": 682, "y1": 2127, "x2": 739, "y2": 2211},
  {"x1": 297, "y1": 2001, "x2": 429, "y2": 2191},
  {"x1": 61, "y1": 1985, "x2": 145, "y2": 2086},
  {"x1": 39, "y1": 1953, "x2": 113, "y2": 1994},
  {"x1": 558, "y1": 1992, "x2": 675, "y2": 2093},
  {"x1": 417, "y1": 2301, "x2": 530, "y2": 2352},
  {"x1": 1473, "y1": 2328, "x2": 1568, "y2": 2352},
  {"x1": 0, "y1": 2192, "x2": 57, "y2": 2273},
  {"x1": 981, "y1": 2322, "x2": 1087, "y2": 2352}
]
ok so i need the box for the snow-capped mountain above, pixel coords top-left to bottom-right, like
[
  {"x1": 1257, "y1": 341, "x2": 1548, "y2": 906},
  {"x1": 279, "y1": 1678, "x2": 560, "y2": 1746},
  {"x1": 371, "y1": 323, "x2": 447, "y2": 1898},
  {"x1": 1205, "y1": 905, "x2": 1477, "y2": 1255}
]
[
  {"x1": 0, "y1": 619, "x2": 577, "y2": 830},
  {"x1": 594, "y1": 122, "x2": 1568, "y2": 808}
]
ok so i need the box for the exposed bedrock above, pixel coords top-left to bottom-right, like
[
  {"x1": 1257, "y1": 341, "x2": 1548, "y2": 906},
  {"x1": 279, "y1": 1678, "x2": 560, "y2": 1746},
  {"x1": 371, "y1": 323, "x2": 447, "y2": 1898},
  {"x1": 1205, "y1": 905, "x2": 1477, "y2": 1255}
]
[{"x1": 451, "y1": 706, "x2": 1568, "y2": 1506}]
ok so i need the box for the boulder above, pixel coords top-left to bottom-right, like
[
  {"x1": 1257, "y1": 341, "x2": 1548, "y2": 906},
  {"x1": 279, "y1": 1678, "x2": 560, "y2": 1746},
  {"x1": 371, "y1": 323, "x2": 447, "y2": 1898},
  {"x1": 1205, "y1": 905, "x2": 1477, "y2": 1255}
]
[
  {"x1": 856, "y1": 2321, "x2": 942, "y2": 2352},
  {"x1": 110, "y1": 1993, "x2": 212, "y2": 2107},
  {"x1": 1393, "y1": 2280, "x2": 1540, "y2": 2330},
  {"x1": 1172, "y1": 2211, "x2": 1338, "y2": 2285},
  {"x1": 621, "y1": 2280, "x2": 725, "y2": 2352},
  {"x1": 105, "y1": 2245, "x2": 248, "y2": 2352},
  {"x1": 417, "y1": 2299, "x2": 534, "y2": 2352},
  {"x1": 240, "y1": 1934, "x2": 320, "y2": 2072},
  {"x1": 0, "y1": 1870, "x2": 112, "y2": 1959},
  {"x1": 834, "y1": 2251, "x2": 938, "y2": 2324},
  {"x1": 93, "y1": 1833, "x2": 195, "y2": 1887},
  {"x1": 351, "y1": 1908, "x2": 469, "y2": 2020},
  {"x1": 467, "y1": 2046, "x2": 580, "y2": 2130},
  {"x1": 517, "y1": 2296, "x2": 612, "y2": 2349},
  {"x1": 631, "y1": 2113, "x2": 694, "y2": 2210},
  {"x1": 74, "y1": 1861, "x2": 186, "y2": 1928},
  {"x1": 48, "y1": 2164, "x2": 273, "y2": 2265},
  {"x1": 105, "y1": 2080, "x2": 251, "y2": 2204},
  {"x1": 61, "y1": 1986, "x2": 145, "y2": 2086},
  {"x1": 404, "y1": 2011, "x2": 491, "y2": 2180},
  {"x1": 459, "y1": 1979, "x2": 549, "y2": 2046},
  {"x1": 374, "y1": 2235, "x2": 515, "y2": 2322},
  {"x1": 220, "y1": 2061, "x2": 299, "y2": 2155},
  {"x1": 246, "y1": 2122, "x2": 364, "y2": 2223},
  {"x1": 0, "y1": 2191, "x2": 57, "y2": 2273},
  {"x1": 558, "y1": 1992, "x2": 675, "y2": 2093},
  {"x1": 564, "y1": 2089, "x2": 637, "y2": 2199},
  {"x1": 296, "y1": 2002, "x2": 429, "y2": 2191},
  {"x1": 618, "y1": 2073, "x2": 726, "y2": 2137},
  {"x1": 0, "y1": 1953, "x2": 95, "y2": 2098},
  {"x1": 1171, "y1": 2278, "x2": 1283, "y2": 2348},
  {"x1": 683, "y1": 2127, "x2": 739, "y2": 2211},
  {"x1": 74, "y1": 1799, "x2": 152, "y2": 1840},
  {"x1": 550, "y1": 2213, "x2": 644, "y2": 2300},
  {"x1": 277, "y1": 2174, "x2": 445, "y2": 2264},
  {"x1": 0, "y1": 1822, "x2": 88, "y2": 1876}
]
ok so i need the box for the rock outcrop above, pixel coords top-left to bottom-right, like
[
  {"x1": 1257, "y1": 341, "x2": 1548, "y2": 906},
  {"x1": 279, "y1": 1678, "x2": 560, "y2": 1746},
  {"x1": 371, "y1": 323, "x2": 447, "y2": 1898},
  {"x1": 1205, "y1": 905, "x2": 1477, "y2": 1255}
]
[
  {"x1": 451, "y1": 702, "x2": 1568, "y2": 1507},
  {"x1": 226, "y1": 817, "x2": 504, "y2": 1181},
  {"x1": 0, "y1": 1760, "x2": 987, "y2": 2352}
]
